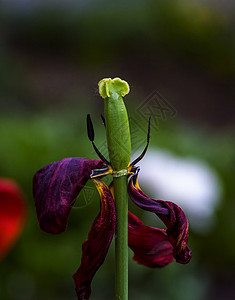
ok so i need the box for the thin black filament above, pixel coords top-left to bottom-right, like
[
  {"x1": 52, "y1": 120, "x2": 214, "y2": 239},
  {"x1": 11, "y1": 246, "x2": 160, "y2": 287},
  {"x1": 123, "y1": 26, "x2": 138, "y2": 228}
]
[{"x1": 86, "y1": 114, "x2": 110, "y2": 165}]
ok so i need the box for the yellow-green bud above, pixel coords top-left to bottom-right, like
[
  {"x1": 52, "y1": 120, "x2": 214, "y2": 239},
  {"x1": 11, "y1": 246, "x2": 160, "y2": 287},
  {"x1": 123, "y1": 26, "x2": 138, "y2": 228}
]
[{"x1": 98, "y1": 78, "x2": 131, "y2": 171}]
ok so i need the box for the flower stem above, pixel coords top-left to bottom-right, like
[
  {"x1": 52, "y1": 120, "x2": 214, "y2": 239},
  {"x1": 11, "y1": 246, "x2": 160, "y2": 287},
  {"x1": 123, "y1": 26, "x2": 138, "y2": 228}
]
[
  {"x1": 99, "y1": 77, "x2": 130, "y2": 299},
  {"x1": 113, "y1": 175, "x2": 128, "y2": 300}
]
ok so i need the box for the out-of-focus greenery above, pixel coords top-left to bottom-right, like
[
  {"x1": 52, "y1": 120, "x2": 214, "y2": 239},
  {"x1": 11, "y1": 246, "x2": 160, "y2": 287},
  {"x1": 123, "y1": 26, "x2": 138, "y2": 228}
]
[
  {"x1": 0, "y1": 0, "x2": 235, "y2": 299},
  {"x1": 2, "y1": 0, "x2": 234, "y2": 74}
]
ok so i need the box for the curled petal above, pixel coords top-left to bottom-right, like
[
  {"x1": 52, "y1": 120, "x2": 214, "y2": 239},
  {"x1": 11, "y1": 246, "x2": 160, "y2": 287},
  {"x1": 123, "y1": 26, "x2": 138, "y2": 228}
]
[
  {"x1": 156, "y1": 200, "x2": 192, "y2": 263},
  {"x1": 73, "y1": 178, "x2": 116, "y2": 300},
  {"x1": 128, "y1": 174, "x2": 192, "y2": 264},
  {"x1": 0, "y1": 178, "x2": 27, "y2": 259},
  {"x1": 110, "y1": 180, "x2": 174, "y2": 267},
  {"x1": 128, "y1": 212, "x2": 174, "y2": 267},
  {"x1": 109, "y1": 180, "x2": 174, "y2": 267},
  {"x1": 33, "y1": 158, "x2": 105, "y2": 234}
]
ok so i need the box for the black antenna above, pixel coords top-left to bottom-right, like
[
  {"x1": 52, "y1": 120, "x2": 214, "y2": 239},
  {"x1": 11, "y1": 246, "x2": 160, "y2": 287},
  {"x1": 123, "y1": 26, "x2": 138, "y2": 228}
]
[
  {"x1": 130, "y1": 116, "x2": 151, "y2": 167},
  {"x1": 101, "y1": 114, "x2": 106, "y2": 128},
  {"x1": 87, "y1": 114, "x2": 94, "y2": 141},
  {"x1": 87, "y1": 114, "x2": 110, "y2": 165}
]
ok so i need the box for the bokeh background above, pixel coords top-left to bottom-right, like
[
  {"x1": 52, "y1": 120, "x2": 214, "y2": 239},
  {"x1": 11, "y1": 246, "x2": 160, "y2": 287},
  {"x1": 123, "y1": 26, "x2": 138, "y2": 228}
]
[{"x1": 0, "y1": 0, "x2": 235, "y2": 299}]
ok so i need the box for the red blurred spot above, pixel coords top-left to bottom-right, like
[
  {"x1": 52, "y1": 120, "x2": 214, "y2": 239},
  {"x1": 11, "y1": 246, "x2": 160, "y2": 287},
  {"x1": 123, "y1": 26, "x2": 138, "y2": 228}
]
[{"x1": 0, "y1": 178, "x2": 27, "y2": 260}]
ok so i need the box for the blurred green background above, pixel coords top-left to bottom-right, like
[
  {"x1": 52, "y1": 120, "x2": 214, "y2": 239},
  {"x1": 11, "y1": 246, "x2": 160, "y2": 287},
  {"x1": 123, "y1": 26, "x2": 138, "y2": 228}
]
[{"x1": 0, "y1": 0, "x2": 235, "y2": 299}]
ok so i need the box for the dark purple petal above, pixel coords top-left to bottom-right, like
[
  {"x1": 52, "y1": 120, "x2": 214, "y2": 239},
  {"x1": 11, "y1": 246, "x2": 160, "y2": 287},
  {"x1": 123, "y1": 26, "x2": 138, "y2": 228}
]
[
  {"x1": 73, "y1": 178, "x2": 116, "y2": 300},
  {"x1": 128, "y1": 212, "x2": 174, "y2": 267},
  {"x1": 156, "y1": 200, "x2": 192, "y2": 263},
  {"x1": 33, "y1": 158, "x2": 105, "y2": 234},
  {"x1": 128, "y1": 174, "x2": 192, "y2": 264}
]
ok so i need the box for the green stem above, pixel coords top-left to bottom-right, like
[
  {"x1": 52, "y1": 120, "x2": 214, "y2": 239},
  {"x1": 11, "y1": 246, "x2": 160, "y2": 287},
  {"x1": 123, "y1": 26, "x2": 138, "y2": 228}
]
[
  {"x1": 113, "y1": 175, "x2": 128, "y2": 300},
  {"x1": 99, "y1": 77, "x2": 130, "y2": 299}
]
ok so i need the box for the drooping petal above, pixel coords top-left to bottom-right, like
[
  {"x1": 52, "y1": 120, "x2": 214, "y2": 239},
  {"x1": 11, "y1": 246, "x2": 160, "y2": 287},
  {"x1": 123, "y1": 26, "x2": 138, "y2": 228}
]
[
  {"x1": 155, "y1": 200, "x2": 192, "y2": 264},
  {"x1": 109, "y1": 180, "x2": 174, "y2": 267},
  {"x1": 128, "y1": 212, "x2": 174, "y2": 267},
  {"x1": 0, "y1": 178, "x2": 27, "y2": 259},
  {"x1": 33, "y1": 158, "x2": 105, "y2": 234},
  {"x1": 128, "y1": 174, "x2": 192, "y2": 264},
  {"x1": 73, "y1": 178, "x2": 116, "y2": 300}
]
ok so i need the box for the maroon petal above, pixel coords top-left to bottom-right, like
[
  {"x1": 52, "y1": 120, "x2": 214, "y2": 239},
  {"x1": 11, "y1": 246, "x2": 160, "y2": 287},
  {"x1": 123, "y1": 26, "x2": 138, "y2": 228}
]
[
  {"x1": 156, "y1": 200, "x2": 192, "y2": 264},
  {"x1": 128, "y1": 174, "x2": 192, "y2": 264},
  {"x1": 128, "y1": 212, "x2": 174, "y2": 267},
  {"x1": 73, "y1": 178, "x2": 116, "y2": 300},
  {"x1": 33, "y1": 158, "x2": 104, "y2": 234}
]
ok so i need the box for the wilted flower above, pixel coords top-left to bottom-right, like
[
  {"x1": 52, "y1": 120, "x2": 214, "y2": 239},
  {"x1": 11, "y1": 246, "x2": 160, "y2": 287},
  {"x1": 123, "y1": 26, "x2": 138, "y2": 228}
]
[
  {"x1": 33, "y1": 78, "x2": 191, "y2": 299},
  {"x1": 33, "y1": 123, "x2": 191, "y2": 300}
]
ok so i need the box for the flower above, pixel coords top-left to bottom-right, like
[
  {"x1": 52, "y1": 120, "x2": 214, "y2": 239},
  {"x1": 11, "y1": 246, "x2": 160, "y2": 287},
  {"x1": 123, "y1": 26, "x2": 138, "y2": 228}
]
[
  {"x1": 33, "y1": 77, "x2": 191, "y2": 299},
  {"x1": 33, "y1": 156, "x2": 192, "y2": 299},
  {"x1": 0, "y1": 178, "x2": 27, "y2": 260}
]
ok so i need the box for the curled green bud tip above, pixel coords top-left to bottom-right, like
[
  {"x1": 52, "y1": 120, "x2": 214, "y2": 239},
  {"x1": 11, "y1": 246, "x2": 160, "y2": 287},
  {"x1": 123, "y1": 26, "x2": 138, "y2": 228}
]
[{"x1": 98, "y1": 77, "x2": 130, "y2": 99}]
